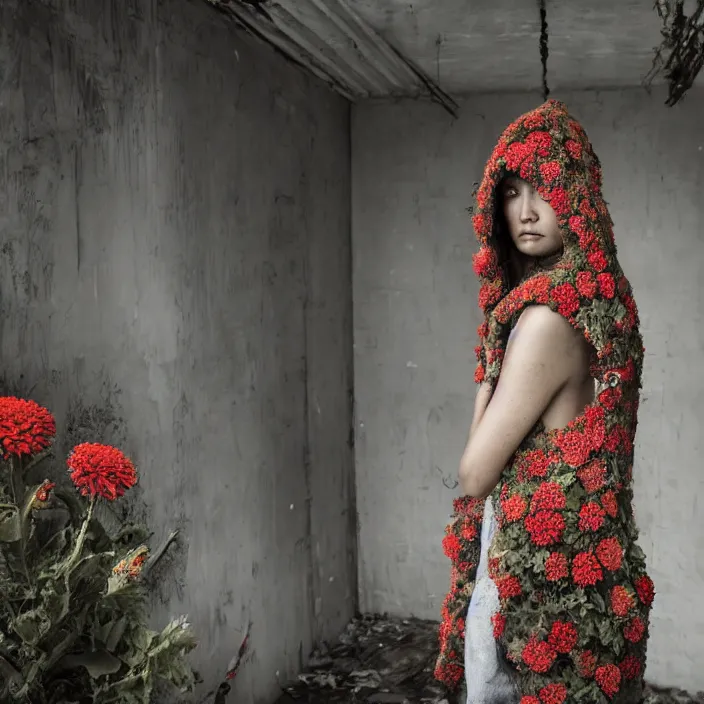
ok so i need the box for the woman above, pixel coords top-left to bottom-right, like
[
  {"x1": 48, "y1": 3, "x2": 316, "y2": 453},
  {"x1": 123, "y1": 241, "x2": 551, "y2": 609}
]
[{"x1": 434, "y1": 100, "x2": 654, "y2": 704}]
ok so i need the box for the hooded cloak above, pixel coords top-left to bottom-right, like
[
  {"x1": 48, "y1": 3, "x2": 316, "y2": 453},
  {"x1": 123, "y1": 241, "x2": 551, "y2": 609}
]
[{"x1": 434, "y1": 100, "x2": 654, "y2": 703}]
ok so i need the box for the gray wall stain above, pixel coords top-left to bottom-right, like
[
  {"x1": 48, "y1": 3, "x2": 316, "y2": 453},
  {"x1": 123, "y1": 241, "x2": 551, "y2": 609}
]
[{"x1": 0, "y1": 0, "x2": 355, "y2": 701}]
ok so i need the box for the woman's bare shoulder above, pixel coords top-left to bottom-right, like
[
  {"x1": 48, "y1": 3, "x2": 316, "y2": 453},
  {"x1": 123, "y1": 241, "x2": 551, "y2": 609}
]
[{"x1": 511, "y1": 305, "x2": 588, "y2": 369}]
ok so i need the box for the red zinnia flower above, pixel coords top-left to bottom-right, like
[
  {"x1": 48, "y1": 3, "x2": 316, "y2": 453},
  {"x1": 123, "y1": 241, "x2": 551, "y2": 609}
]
[
  {"x1": 526, "y1": 130, "x2": 552, "y2": 155},
  {"x1": 578, "y1": 502, "x2": 606, "y2": 532},
  {"x1": 461, "y1": 519, "x2": 479, "y2": 542},
  {"x1": 501, "y1": 494, "x2": 528, "y2": 522},
  {"x1": 619, "y1": 654, "x2": 642, "y2": 680},
  {"x1": 576, "y1": 650, "x2": 597, "y2": 678},
  {"x1": 505, "y1": 141, "x2": 531, "y2": 171},
  {"x1": 623, "y1": 293, "x2": 639, "y2": 329},
  {"x1": 521, "y1": 698, "x2": 540, "y2": 704},
  {"x1": 597, "y1": 272, "x2": 616, "y2": 299},
  {"x1": 472, "y1": 213, "x2": 493, "y2": 240},
  {"x1": 520, "y1": 154, "x2": 536, "y2": 180},
  {"x1": 514, "y1": 448, "x2": 555, "y2": 481},
  {"x1": 555, "y1": 429, "x2": 592, "y2": 467},
  {"x1": 579, "y1": 198, "x2": 597, "y2": 219},
  {"x1": 539, "y1": 161, "x2": 561, "y2": 184},
  {"x1": 595, "y1": 664, "x2": 621, "y2": 699},
  {"x1": 31, "y1": 479, "x2": 56, "y2": 510},
  {"x1": 623, "y1": 616, "x2": 646, "y2": 643},
  {"x1": 581, "y1": 229, "x2": 599, "y2": 252},
  {"x1": 548, "y1": 621, "x2": 578, "y2": 654},
  {"x1": 67, "y1": 443, "x2": 137, "y2": 501},
  {"x1": 548, "y1": 187, "x2": 570, "y2": 216},
  {"x1": 0, "y1": 396, "x2": 56, "y2": 459},
  {"x1": 496, "y1": 574, "x2": 522, "y2": 600},
  {"x1": 635, "y1": 574, "x2": 655, "y2": 606},
  {"x1": 472, "y1": 245, "x2": 497, "y2": 277},
  {"x1": 442, "y1": 533, "x2": 462, "y2": 561},
  {"x1": 474, "y1": 363, "x2": 485, "y2": 384},
  {"x1": 452, "y1": 495, "x2": 484, "y2": 517},
  {"x1": 525, "y1": 511, "x2": 565, "y2": 546},
  {"x1": 587, "y1": 248, "x2": 608, "y2": 272},
  {"x1": 522, "y1": 637, "x2": 556, "y2": 673},
  {"x1": 479, "y1": 280, "x2": 503, "y2": 309},
  {"x1": 433, "y1": 661, "x2": 463, "y2": 689},
  {"x1": 569, "y1": 215, "x2": 586, "y2": 237},
  {"x1": 565, "y1": 139, "x2": 582, "y2": 160},
  {"x1": 530, "y1": 481, "x2": 566, "y2": 512},
  {"x1": 539, "y1": 683, "x2": 567, "y2": 704},
  {"x1": 576, "y1": 271, "x2": 597, "y2": 298},
  {"x1": 521, "y1": 274, "x2": 552, "y2": 304},
  {"x1": 550, "y1": 283, "x2": 580, "y2": 317},
  {"x1": 523, "y1": 111, "x2": 547, "y2": 129},
  {"x1": 113, "y1": 547, "x2": 149, "y2": 580},
  {"x1": 545, "y1": 552, "x2": 569, "y2": 581},
  {"x1": 596, "y1": 537, "x2": 623, "y2": 571},
  {"x1": 491, "y1": 612, "x2": 506, "y2": 639},
  {"x1": 576, "y1": 460, "x2": 607, "y2": 493},
  {"x1": 476, "y1": 185, "x2": 490, "y2": 211},
  {"x1": 601, "y1": 490, "x2": 619, "y2": 518},
  {"x1": 584, "y1": 405, "x2": 606, "y2": 449},
  {"x1": 598, "y1": 385, "x2": 622, "y2": 411},
  {"x1": 617, "y1": 358, "x2": 637, "y2": 383},
  {"x1": 572, "y1": 551, "x2": 603, "y2": 587},
  {"x1": 604, "y1": 425, "x2": 632, "y2": 454},
  {"x1": 35, "y1": 479, "x2": 56, "y2": 503},
  {"x1": 610, "y1": 585, "x2": 635, "y2": 617}
]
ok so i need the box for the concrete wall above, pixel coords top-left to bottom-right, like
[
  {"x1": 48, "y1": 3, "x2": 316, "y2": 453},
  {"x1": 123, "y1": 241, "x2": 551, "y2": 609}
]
[
  {"x1": 351, "y1": 88, "x2": 704, "y2": 690},
  {"x1": 0, "y1": 0, "x2": 354, "y2": 701}
]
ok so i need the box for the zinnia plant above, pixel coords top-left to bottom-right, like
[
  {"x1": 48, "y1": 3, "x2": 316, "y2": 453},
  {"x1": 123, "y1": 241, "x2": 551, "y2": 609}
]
[{"x1": 0, "y1": 396, "x2": 197, "y2": 703}]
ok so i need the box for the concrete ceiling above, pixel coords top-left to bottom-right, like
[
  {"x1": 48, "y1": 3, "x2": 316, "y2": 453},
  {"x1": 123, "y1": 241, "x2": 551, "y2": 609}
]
[
  {"x1": 206, "y1": 0, "x2": 677, "y2": 107},
  {"x1": 351, "y1": 0, "x2": 664, "y2": 93}
]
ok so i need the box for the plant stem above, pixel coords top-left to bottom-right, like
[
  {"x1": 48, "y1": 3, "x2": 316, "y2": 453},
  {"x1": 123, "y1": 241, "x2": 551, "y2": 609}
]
[
  {"x1": 9, "y1": 457, "x2": 22, "y2": 505},
  {"x1": 21, "y1": 448, "x2": 51, "y2": 474},
  {"x1": 63, "y1": 496, "x2": 96, "y2": 574},
  {"x1": 9, "y1": 457, "x2": 31, "y2": 583}
]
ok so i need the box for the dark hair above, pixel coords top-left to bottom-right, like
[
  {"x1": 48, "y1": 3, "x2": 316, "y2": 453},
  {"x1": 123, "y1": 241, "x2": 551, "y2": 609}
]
[{"x1": 492, "y1": 177, "x2": 522, "y2": 290}]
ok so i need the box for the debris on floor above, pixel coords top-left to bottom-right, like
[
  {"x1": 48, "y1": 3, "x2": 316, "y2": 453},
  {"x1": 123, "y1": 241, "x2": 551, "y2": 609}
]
[
  {"x1": 643, "y1": 684, "x2": 704, "y2": 704},
  {"x1": 274, "y1": 614, "x2": 704, "y2": 704},
  {"x1": 274, "y1": 614, "x2": 452, "y2": 704}
]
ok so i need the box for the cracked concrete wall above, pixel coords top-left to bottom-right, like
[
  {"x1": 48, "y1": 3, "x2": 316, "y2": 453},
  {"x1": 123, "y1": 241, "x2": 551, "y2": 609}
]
[
  {"x1": 352, "y1": 88, "x2": 704, "y2": 691},
  {"x1": 0, "y1": 0, "x2": 354, "y2": 700}
]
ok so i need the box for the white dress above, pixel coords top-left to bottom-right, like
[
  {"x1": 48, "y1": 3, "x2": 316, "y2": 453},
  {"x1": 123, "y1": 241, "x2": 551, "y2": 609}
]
[{"x1": 464, "y1": 497, "x2": 519, "y2": 704}]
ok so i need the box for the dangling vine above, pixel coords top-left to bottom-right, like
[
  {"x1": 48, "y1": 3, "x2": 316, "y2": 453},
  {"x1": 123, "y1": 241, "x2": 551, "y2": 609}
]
[
  {"x1": 644, "y1": 0, "x2": 704, "y2": 106},
  {"x1": 539, "y1": 0, "x2": 550, "y2": 101}
]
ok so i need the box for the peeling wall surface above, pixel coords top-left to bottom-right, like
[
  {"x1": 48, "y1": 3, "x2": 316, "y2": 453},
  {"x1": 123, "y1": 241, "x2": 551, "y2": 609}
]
[
  {"x1": 0, "y1": 0, "x2": 354, "y2": 700},
  {"x1": 352, "y1": 89, "x2": 704, "y2": 691}
]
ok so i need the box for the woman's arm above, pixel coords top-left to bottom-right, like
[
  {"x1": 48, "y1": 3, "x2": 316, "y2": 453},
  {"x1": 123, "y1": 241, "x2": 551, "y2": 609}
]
[
  {"x1": 458, "y1": 306, "x2": 582, "y2": 498},
  {"x1": 469, "y1": 382, "x2": 493, "y2": 437}
]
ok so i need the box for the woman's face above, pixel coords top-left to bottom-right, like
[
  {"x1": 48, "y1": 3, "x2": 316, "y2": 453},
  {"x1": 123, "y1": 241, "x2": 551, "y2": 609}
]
[{"x1": 500, "y1": 176, "x2": 563, "y2": 259}]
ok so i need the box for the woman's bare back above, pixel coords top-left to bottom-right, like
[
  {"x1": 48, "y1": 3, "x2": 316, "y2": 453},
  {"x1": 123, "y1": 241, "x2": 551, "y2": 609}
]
[{"x1": 524, "y1": 313, "x2": 595, "y2": 432}]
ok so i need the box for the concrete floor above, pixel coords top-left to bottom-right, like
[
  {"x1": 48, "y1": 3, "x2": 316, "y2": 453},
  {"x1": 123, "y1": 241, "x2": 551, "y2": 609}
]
[{"x1": 270, "y1": 615, "x2": 704, "y2": 704}]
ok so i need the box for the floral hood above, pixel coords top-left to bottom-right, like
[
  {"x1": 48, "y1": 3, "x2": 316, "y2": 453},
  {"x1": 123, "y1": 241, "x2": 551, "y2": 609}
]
[{"x1": 470, "y1": 99, "x2": 643, "y2": 390}]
